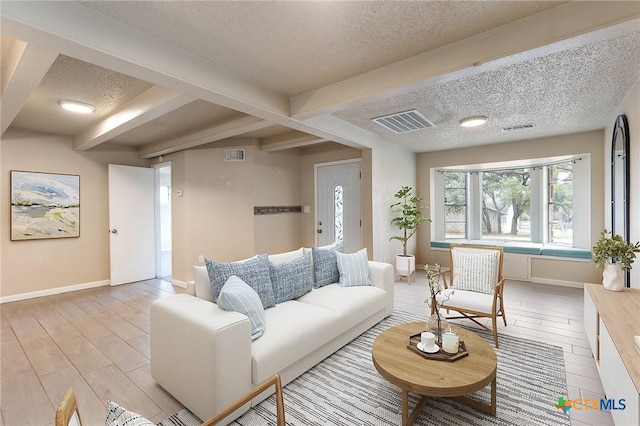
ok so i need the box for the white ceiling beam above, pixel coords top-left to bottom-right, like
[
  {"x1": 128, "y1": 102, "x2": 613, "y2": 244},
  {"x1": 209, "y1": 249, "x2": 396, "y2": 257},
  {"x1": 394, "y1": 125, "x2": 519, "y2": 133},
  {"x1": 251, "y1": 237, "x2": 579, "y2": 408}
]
[
  {"x1": 73, "y1": 86, "x2": 193, "y2": 151},
  {"x1": 0, "y1": 1, "x2": 370, "y2": 151},
  {"x1": 290, "y1": 1, "x2": 640, "y2": 120},
  {"x1": 139, "y1": 115, "x2": 273, "y2": 158},
  {"x1": 0, "y1": 40, "x2": 57, "y2": 135},
  {"x1": 0, "y1": 2, "x2": 290, "y2": 122},
  {"x1": 260, "y1": 132, "x2": 328, "y2": 152}
]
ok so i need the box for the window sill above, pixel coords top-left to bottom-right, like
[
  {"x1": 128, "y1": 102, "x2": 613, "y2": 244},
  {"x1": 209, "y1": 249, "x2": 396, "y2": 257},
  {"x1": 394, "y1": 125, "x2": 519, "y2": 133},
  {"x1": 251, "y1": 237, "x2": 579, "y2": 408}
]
[{"x1": 430, "y1": 240, "x2": 592, "y2": 260}]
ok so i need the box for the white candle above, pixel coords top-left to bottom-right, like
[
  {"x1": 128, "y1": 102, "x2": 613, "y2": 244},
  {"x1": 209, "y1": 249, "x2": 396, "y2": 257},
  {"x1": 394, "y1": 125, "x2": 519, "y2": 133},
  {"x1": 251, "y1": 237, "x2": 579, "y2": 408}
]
[{"x1": 442, "y1": 331, "x2": 459, "y2": 354}]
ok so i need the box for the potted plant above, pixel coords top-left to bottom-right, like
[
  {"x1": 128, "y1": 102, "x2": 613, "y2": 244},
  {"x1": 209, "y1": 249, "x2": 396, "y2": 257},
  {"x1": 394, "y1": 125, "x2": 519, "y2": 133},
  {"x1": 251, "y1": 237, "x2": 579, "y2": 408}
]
[
  {"x1": 592, "y1": 229, "x2": 640, "y2": 291},
  {"x1": 390, "y1": 186, "x2": 430, "y2": 279}
]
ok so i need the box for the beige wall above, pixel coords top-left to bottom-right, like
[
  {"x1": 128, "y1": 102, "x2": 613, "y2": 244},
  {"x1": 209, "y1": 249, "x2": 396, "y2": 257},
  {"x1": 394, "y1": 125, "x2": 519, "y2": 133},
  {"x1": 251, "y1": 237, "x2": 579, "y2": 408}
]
[
  {"x1": 416, "y1": 130, "x2": 605, "y2": 285},
  {"x1": 0, "y1": 131, "x2": 374, "y2": 298},
  {"x1": 1, "y1": 130, "x2": 149, "y2": 298},
  {"x1": 604, "y1": 76, "x2": 640, "y2": 288},
  {"x1": 370, "y1": 139, "x2": 417, "y2": 263},
  {"x1": 167, "y1": 140, "x2": 302, "y2": 283}
]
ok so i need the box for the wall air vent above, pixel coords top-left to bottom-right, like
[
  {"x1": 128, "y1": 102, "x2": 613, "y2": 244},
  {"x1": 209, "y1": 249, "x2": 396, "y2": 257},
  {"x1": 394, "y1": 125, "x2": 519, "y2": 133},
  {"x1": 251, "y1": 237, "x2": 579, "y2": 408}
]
[
  {"x1": 501, "y1": 124, "x2": 534, "y2": 132},
  {"x1": 224, "y1": 149, "x2": 245, "y2": 161},
  {"x1": 371, "y1": 110, "x2": 435, "y2": 134}
]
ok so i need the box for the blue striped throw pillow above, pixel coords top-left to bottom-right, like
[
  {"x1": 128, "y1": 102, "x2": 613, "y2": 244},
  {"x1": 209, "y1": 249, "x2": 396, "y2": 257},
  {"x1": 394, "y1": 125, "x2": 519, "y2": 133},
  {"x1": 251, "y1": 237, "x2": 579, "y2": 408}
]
[
  {"x1": 217, "y1": 275, "x2": 266, "y2": 340},
  {"x1": 335, "y1": 248, "x2": 372, "y2": 287}
]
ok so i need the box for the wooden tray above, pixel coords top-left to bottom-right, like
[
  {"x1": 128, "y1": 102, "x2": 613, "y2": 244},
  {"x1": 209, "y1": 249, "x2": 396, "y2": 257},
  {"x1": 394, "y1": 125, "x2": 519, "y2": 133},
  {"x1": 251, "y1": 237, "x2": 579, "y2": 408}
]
[{"x1": 407, "y1": 332, "x2": 469, "y2": 362}]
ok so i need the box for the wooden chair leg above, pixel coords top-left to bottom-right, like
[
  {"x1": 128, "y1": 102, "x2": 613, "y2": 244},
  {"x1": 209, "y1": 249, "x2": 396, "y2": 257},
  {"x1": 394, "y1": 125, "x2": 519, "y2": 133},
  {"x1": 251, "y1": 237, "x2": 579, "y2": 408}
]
[{"x1": 492, "y1": 315, "x2": 499, "y2": 348}]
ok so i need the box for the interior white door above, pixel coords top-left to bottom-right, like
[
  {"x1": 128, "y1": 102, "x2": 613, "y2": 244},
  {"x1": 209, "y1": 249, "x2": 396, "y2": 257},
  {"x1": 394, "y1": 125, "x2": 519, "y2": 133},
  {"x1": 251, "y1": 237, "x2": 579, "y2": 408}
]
[
  {"x1": 108, "y1": 164, "x2": 155, "y2": 286},
  {"x1": 316, "y1": 162, "x2": 361, "y2": 252}
]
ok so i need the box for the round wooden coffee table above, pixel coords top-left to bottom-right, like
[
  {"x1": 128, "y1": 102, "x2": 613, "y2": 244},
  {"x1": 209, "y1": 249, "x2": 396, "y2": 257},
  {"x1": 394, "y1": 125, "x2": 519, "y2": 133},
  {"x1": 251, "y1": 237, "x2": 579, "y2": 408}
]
[{"x1": 372, "y1": 322, "x2": 497, "y2": 426}]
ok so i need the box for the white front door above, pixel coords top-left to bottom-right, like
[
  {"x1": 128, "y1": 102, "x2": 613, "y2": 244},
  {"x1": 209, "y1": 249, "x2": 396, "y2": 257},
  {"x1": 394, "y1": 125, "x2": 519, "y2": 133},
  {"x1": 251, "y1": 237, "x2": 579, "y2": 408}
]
[
  {"x1": 108, "y1": 164, "x2": 155, "y2": 286},
  {"x1": 316, "y1": 162, "x2": 361, "y2": 252}
]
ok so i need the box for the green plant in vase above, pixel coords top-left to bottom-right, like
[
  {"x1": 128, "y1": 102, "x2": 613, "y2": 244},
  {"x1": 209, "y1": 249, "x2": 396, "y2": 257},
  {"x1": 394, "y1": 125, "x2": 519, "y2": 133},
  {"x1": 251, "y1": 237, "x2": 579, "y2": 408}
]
[
  {"x1": 592, "y1": 229, "x2": 640, "y2": 291},
  {"x1": 390, "y1": 186, "x2": 430, "y2": 278}
]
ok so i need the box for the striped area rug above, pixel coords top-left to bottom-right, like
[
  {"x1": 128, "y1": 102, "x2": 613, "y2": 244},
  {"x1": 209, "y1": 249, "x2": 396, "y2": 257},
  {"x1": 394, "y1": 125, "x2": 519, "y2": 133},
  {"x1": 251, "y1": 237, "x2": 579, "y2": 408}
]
[{"x1": 161, "y1": 310, "x2": 569, "y2": 426}]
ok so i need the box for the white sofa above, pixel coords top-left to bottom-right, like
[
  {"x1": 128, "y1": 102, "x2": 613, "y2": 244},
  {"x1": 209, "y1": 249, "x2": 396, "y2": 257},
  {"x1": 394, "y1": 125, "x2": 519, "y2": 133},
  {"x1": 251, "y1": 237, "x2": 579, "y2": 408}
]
[{"x1": 150, "y1": 248, "x2": 394, "y2": 424}]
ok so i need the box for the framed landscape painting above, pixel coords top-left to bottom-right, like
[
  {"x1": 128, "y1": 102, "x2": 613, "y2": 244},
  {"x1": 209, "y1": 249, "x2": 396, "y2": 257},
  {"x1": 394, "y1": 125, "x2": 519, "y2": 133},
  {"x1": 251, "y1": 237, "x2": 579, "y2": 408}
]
[{"x1": 11, "y1": 171, "x2": 80, "y2": 240}]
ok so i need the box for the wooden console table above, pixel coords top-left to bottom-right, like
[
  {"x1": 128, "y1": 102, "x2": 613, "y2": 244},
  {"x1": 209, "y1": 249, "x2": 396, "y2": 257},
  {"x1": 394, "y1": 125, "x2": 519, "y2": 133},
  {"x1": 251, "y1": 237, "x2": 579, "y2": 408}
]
[{"x1": 584, "y1": 284, "x2": 640, "y2": 426}]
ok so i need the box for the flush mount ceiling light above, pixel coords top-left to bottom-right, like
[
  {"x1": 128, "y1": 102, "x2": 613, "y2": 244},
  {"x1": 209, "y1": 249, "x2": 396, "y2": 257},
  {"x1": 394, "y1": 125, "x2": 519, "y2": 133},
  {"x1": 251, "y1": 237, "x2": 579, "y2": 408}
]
[
  {"x1": 459, "y1": 115, "x2": 488, "y2": 128},
  {"x1": 58, "y1": 100, "x2": 96, "y2": 114}
]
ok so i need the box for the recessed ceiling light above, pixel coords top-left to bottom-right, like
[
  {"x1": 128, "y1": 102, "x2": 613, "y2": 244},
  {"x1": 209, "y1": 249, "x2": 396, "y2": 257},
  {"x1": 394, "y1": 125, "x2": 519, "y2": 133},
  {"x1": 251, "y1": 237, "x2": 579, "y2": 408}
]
[
  {"x1": 58, "y1": 100, "x2": 96, "y2": 114},
  {"x1": 459, "y1": 116, "x2": 488, "y2": 128}
]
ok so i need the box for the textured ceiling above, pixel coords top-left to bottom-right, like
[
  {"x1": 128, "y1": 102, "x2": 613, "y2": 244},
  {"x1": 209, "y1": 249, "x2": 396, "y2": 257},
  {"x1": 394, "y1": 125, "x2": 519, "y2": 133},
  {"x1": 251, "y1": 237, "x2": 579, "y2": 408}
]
[
  {"x1": 1, "y1": 1, "x2": 639, "y2": 156},
  {"x1": 78, "y1": 1, "x2": 568, "y2": 96},
  {"x1": 333, "y1": 29, "x2": 640, "y2": 152},
  {"x1": 10, "y1": 55, "x2": 154, "y2": 136},
  {"x1": 109, "y1": 100, "x2": 242, "y2": 146}
]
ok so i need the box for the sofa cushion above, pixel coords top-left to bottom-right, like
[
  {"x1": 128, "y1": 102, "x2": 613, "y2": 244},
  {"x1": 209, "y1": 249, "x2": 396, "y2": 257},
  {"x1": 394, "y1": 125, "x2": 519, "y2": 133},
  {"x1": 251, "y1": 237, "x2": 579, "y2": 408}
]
[
  {"x1": 206, "y1": 254, "x2": 275, "y2": 308},
  {"x1": 251, "y1": 301, "x2": 340, "y2": 384},
  {"x1": 217, "y1": 276, "x2": 266, "y2": 340},
  {"x1": 269, "y1": 253, "x2": 314, "y2": 304},
  {"x1": 192, "y1": 265, "x2": 214, "y2": 302},
  {"x1": 268, "y1": 248, "x2": 305, "y2": 265},
  {"x1": 311, "y1": 242, "x2": 343, "y2": 287},
  {"x1": 105, "y1": 400, "x2": 154, "y2": 426},
  {"x1": 297, "y1": 283, "x2": 387, "y2": 331},
  {"x1": 335, "y1": 248, "x2": 372, "y2": 287}
]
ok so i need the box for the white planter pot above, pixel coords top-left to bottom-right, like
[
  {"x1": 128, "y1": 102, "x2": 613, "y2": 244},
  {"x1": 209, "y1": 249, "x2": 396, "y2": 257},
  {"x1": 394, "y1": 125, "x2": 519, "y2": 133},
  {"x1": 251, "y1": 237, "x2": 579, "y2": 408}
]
[
  {"x1": 602, "y1": 263, "x2": 624, "y2": 292},
  {"x1": 395, "y1": 255, "x2": 415, "y2": 277}
]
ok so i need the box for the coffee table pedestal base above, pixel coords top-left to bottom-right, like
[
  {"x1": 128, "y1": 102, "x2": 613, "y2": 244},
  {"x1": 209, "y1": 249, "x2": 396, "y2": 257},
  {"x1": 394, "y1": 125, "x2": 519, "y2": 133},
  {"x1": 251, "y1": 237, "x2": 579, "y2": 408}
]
[{"x1": 401, "y1": 376, "x2": 497, "y2": 426}]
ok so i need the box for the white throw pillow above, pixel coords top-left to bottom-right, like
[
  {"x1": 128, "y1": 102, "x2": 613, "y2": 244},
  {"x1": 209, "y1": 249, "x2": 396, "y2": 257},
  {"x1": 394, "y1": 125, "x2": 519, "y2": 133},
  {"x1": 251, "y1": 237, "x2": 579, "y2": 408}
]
[
  {"x1": 335, "y1": 248, "x2": 372, "y2": 287},
  {"x1": 217, "y1": 275, "x2": 267, "y2": 340},
  {"x1": 452, "y1": 248, "x2": 499, "y2": 294},
  {"x1": 105, "y1": 400, "x2": 154, "y2": 426}
]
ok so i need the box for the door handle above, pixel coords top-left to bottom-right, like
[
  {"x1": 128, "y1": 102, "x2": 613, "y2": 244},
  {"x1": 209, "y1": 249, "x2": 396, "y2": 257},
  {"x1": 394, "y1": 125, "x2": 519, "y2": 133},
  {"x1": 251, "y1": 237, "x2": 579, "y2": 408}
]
[
  {"x1": 110, "y1": 229, "x2": 118, "y2": 234},
  {"x1": 317, "y1": 229, "x2": 323, "y2": 233}
]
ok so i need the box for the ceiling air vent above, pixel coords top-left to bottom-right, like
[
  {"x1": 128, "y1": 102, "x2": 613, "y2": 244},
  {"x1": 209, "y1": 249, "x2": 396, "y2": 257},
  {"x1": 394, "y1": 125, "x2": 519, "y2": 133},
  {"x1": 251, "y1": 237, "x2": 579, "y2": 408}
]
[
  {"x1": 501, "y1": 124, "x2": 534, "y2": 132},
  {"x1": 224, "y1": 149, "x2": 245, "y2": 161},
  {"x1": 371, "y1": 110, "x2": 435, "y2": 134}
]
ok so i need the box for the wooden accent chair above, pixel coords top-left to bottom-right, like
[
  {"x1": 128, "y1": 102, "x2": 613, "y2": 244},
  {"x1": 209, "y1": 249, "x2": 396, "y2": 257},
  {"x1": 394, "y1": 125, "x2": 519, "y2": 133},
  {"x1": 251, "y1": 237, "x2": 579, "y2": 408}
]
[
  {"x1": 56, "y1": 388, "x2": 82, "y2": 426},
  {"x1": 201, "y1": 374, "x2": 286, "y2": 426},
  {"x1": 438, "y1": 244, "x2": 507, "y2": 347}
]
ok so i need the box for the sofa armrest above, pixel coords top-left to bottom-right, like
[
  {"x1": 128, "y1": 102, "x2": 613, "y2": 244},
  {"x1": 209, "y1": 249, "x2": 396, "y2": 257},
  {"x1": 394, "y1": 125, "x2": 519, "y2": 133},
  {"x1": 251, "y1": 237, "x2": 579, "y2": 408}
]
[
  {"x1": 151, "y1": 294, "x2": 252, "y2": 423},
  {"x1": 368, "y1": 261, "x2": 395, "y2": 315}
]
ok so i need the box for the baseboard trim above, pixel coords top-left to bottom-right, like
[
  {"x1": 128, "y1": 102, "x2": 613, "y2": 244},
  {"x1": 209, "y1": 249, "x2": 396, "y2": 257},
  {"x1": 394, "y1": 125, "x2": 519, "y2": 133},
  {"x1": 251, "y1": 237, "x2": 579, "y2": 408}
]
[
  {"x1": 530, "y1": 277, "x2": 584, "y2": 288},
  {"x1": 0, "y1": 280, "x2": 111, "y2": 304},
  {"x1": 172, "y1": 279, "x2": 187, "y2": 288}
]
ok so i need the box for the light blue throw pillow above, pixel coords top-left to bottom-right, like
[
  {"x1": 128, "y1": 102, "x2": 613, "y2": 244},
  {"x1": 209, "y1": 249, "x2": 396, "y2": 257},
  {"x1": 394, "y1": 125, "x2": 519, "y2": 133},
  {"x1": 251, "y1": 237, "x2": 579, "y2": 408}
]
[
  {"x1": 206, "y1": 254, "x2": 275, "y2": 308},
  {"x1": 311, "y1": 242, "x2": 343, "y2": 287},
  {"x1": 269, "y1": 253, "x2": 313, "y2": 304},
  {"x1": 217, "y1": 276, "x2": 266, "y2": 340},
  {"x1": 335, "y1": 248, "x2": 372, "y2": 287}
]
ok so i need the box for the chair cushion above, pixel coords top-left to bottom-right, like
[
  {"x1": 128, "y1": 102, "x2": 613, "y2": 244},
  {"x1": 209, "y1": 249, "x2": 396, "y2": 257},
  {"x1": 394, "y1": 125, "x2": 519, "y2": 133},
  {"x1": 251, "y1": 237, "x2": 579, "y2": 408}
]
[
  {"x1": 311, "y1": 242, "x2": 343, "y2": 287},
  {"x1": 335, "y1": 248, "x2": 372, "y2": 287},
  {"x1": 451, "y1": 248, "x2": 499, "y2": 294},
  {"x1": 217, "y1": 276, "x2": 266, "y2": 340},
  {"x1": 206, "y1": 253, "x2": 275, "y2": 308},
  {"x1": 438, "y1": 289, "x2": 495, "y2": 314},
  {"x1": 269, "y1": 252, "x2": 314, "y2": 304}
]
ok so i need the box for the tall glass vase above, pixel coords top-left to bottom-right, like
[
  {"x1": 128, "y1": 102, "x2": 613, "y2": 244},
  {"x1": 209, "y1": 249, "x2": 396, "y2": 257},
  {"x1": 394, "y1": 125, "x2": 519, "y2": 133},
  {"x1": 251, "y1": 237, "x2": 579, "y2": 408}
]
[{"x1": 427, "y1": 310, "x2": 451, "y2": 346}]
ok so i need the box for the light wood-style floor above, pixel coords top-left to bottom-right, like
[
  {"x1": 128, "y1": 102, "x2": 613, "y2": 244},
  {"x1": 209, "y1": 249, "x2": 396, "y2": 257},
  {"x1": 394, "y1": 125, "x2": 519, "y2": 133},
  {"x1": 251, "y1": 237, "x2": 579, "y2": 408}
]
[{"x1": 1, "y1": 275, "x2": 611, "y2": 426}]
